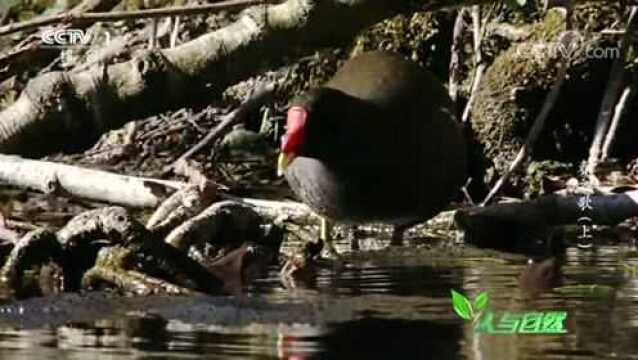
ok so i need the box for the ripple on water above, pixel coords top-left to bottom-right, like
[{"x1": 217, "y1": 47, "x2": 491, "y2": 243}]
[{"x1": 0, "y1": 242, "x2": 636, "y2": 359}]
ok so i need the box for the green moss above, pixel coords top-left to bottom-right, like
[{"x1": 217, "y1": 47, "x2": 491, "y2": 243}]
[
  {"x1": 352, "y1": 12, "x2": 436, "y2": 62},
  {"x1": 273, "y1": 49, "x2": 347, "y2": 103},
  {"x1": 525, "y1": 160, "x2": 573, "y2": 197},
  {"x1": 527, "y1": 8, "x2": 566, "y2": 42},
  {"x1": 471, "y1": 5, "x2": 623, "y2": 194},
  {"x1": 281, "y1": 12, "x2": 445, "y2": 97},
  {"x1": 351, "y1": 11, "x2": 450, "y2": 77},
  {"x1": 227, "y1": 10, "x2": 452, "y2": 106},
  {"x1": 473, "y1": 11, "x2": 565, "y2": 166},
  {"x1": 571, "y1": 2, "x2": 625, "y2": 33}
]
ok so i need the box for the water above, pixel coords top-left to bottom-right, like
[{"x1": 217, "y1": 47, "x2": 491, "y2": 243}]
[{"x1": 0, "y1": 240, "x2": 637, "y2": 359}]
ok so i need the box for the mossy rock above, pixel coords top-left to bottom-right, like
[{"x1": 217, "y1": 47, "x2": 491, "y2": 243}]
[
  {"x1": 570, "y1": 2, "x2": 627, "y2": 33},
  {"x1": 227, "y1": 11, "x2": 450, "y2": 106},
  {"x1": 278, "y1": 11, "x2": 451, "y2": 98},
  {"x1": 278, "y1": 49, "x2": 348, "y2": 101},
  {"x1": 352, "y1": 11, "x2": 452, "y2": 80},
  {"x1": 472, "y1": 5, "x2": 628, "y2": 194},
  {"x1": 525, "y1": 160, "x2": 574, "y2": 198}
]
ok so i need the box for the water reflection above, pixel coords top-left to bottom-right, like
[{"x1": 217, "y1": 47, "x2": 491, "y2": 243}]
[{"x1": 0, "y1": 241, "x2": 637, "y2": 359}]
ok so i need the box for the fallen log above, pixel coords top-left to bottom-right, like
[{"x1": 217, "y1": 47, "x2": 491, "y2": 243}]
[
  {"x1": 458, "y1": 190, "x2": 638, "y2": 229},
  {"x1": 0, "y1": 154, "x2": 182, "y2": 207},
  {"x1": 455, "y1": 190, "x2": 638, "y2": 251},
  {"x1": 220, "y1": 195, "x2": 317, "y2": 224},
  {"x1": 0, "y1": 153, "x2": 317, "y2": 224}
]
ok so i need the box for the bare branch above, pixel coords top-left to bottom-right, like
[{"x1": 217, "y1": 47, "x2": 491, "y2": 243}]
[
  {"x1": 171, "y1": 83, "x2": 275, "y2": 169},
  {"x1": 461, "y1": 5, "x2": 485, "y2": 123},
  {"x1": 586, "y1": 6, "x2": 638, "y2": 179},
  {"x1": 0, "y1": 154, "x2": 183, "y2": 207},
  {"x1": 448, "y1": 8, "x2": 466, "y2": 103},
  {"x1": 0, "y1": 0, "x2": 270, "y2": 37},
  {"x1": 601, "y1": 86, "x2": 633, "y2": 160}
]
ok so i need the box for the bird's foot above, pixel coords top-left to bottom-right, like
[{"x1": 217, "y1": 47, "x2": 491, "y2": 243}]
[
  {"x1": 279, "y1": 260, "x2": 298, "y2": 289},
  {"x1": 347, "y1": 226, "x2": 360, "y2": 251},
  {"x1": 351, "y1": 239, "x2": 360, "y2": 251},
  {"x1": 322, "y1": 242, "x2": 341, "y2": 260}
]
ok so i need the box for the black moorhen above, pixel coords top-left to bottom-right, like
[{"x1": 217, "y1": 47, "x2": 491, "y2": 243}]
[{"x1": 278, "y1": 51, "x2": 467, "y2": 251}]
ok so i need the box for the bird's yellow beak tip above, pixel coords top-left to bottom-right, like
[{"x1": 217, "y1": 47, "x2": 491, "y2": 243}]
[{"x1": 277, "y1": 152, "x2": 294, "y2": 176}]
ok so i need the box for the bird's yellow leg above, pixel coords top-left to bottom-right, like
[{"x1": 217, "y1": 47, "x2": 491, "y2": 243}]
[
  {"x1": 320, "y1": 218, "x2": 339, "y2": 257},
  {"x1": 391, "y1": 224, "x2": 407, "y2": 246}
]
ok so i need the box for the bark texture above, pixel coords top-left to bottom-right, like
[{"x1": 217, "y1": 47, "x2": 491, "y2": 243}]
[{"x1": 0, "y1": 154, "x2": 180, "y2": 207}]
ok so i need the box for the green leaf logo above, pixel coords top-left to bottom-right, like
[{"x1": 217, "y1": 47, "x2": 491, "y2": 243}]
[
  {"x1": 451, "y1": 289, "x2": 474, "y2": 320},
  {"x1": 451, "y1": 290, "x2": 490, "y2": 321},
  {"x1": 474, "y1": 292, "x2": 489, "y2": 312}
]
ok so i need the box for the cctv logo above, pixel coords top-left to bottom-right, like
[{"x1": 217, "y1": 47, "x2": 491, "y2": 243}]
[{"x1": 40, "y1": 28, "x2": 111, "y2": 48}]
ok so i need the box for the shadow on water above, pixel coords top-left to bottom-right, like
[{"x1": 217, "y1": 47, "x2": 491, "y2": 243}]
[
  {"x1": 321, "y1": 318, "x2": 461, "y2": 360},
  {"x1": 0, "y1": 235, "x2": 637, "y2": 359}
]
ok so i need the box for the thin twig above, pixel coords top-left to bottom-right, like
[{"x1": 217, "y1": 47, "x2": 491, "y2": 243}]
[
  {"x1": 0, "y1": 0, "x2": 270, "y2": 37},
  {"x1": 601, "y1": 86, "x2": 633, "y2": 160},
  {"x1": 461, "y1": 5, "x2": 485, "y2": 123},
  {"x1": 600, "y1": 29, "x2": 626, "y2": 35},
  {"x1": 170, "y1": 83, "x2": 275, "y2": 169},
  {"x1": 148, "y1": 17, "x2": 159, "y2": 49},
  {"x1": 470, "y1": 5, "x2": 481, "y2": 59},
  {"x1": 461, "y1": 177, "x2": 475, "y2": 206},
  {"x1": 170, "y1": 16, "x2": 181, "y2": 48},
  {"x1": 448, "y1": 8, "x2": 466, "y2": 103},
  {"x1": 586, "y1": 6, "x2": 638, "y2": 180}
]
